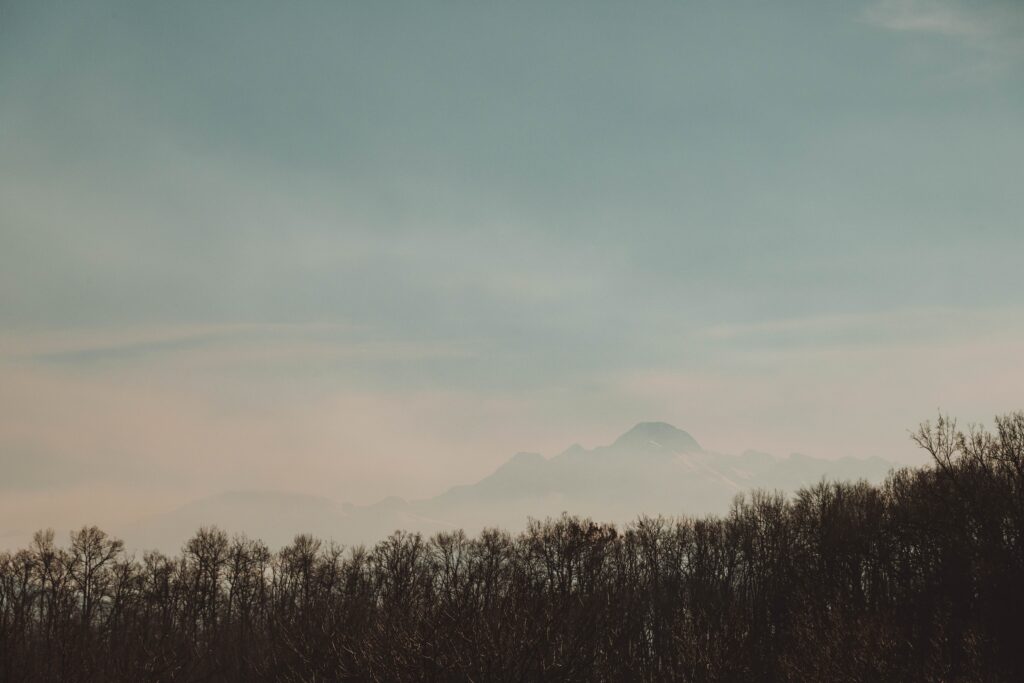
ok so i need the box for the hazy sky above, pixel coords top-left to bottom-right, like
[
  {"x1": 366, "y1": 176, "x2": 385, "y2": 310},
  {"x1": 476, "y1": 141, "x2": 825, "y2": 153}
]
[{"x1": 2, "y1": 0, "x2": 1023, "y2": 536}]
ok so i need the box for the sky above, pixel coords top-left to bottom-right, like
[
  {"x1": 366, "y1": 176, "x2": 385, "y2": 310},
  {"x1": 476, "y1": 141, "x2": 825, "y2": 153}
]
[{"x1": 1, "y1": 0, "x2": 1023, "y2": 538}]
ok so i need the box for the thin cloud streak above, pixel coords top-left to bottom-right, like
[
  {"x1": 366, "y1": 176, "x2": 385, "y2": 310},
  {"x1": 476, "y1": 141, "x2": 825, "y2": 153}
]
[
  {"x1": 694, "y1": 307, "x2": 1024, "y2": 347},
  {"x1": 864, "y1": 0, "x2": 992, "y2": 38},
  {"x1": 2, "y1": 323, "x2": 478, "y2": 366}
]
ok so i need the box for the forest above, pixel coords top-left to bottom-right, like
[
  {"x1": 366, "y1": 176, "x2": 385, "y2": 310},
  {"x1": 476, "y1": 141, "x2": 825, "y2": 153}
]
[{"x1": 2, "y1": 412, "x2": 1022, "y2": 682}]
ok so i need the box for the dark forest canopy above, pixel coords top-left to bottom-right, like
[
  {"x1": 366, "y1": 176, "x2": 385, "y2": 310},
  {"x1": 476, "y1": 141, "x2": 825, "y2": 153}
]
[{"x1": 2, "y1": 413, "x2": 1023, "y2": 682}]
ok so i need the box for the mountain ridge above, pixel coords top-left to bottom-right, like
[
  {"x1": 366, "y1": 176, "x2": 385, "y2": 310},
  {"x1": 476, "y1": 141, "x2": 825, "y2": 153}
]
[{"x1": 117, "y1": 422, "x2": 896, "y2": 552}]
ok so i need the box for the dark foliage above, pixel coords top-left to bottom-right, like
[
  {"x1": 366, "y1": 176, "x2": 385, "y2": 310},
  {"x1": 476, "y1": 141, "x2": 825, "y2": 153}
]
[{"x1": 2, "y1": 413, "x2": 1023, "y2": 681}]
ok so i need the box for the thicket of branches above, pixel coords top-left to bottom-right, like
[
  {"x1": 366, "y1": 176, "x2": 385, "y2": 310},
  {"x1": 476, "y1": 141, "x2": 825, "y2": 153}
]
[{"x1": 2, "y1": 413, "x2": 1023, "y2": 682}]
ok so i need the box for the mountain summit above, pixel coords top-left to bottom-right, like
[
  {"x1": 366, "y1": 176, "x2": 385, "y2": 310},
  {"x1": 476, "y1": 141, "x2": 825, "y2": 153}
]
[{"x1": 611, "y1": 422, "x2": 702, "y2": 453}]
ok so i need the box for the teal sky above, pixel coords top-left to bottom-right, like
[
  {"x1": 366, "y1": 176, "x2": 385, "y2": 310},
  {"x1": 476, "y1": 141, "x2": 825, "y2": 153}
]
[{"x1": 1, "y1": 0, "x2": 1023, "y2": 534}]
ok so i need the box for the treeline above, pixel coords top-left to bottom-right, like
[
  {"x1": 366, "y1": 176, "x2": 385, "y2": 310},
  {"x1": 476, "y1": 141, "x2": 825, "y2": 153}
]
[{"x1": 2, "y1": 414, "x2": 1023, "y2": 682}]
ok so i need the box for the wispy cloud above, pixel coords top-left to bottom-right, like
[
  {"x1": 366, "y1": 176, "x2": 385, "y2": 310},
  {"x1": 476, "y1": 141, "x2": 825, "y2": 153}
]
[
  {"x1": 862, "y1": 0, "x2": 1024, "y2": 75},
  {"x1": 694, "y1": 307, "x2": 1024, "y2": 349},
  {"x1": 864, "y1": 0, "x2": 992, "y2": 38}
]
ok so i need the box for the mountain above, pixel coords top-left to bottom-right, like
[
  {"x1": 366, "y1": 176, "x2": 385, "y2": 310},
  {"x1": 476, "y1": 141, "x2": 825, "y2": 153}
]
[
  {"x1": 413, "y1": 421, "x2": 892, "y2": 533},
  {"x1": 118, "y1": 423, "x2": 895, "y2": 552}
]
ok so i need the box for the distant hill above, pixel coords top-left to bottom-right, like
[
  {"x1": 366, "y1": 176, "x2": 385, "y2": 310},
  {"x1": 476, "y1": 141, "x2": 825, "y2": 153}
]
[{"x1": 119, "y1": 422, "x2": 895, "y2": 552}]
